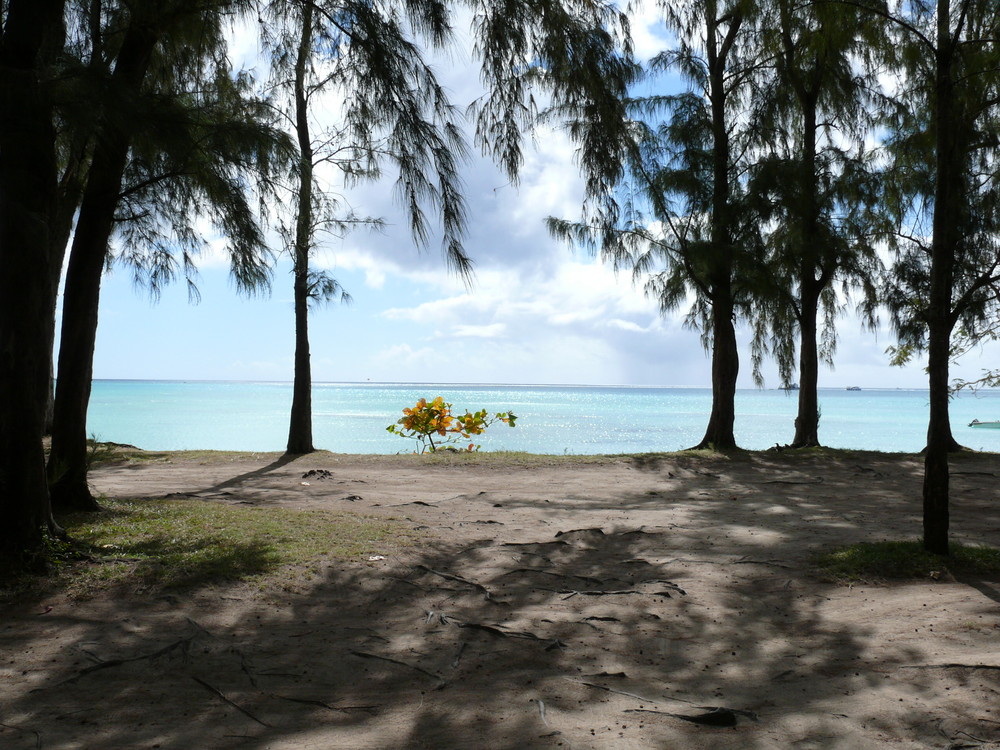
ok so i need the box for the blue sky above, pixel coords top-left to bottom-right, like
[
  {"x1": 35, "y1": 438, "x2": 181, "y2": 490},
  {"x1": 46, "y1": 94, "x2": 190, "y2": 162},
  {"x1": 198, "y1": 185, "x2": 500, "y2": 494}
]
[{"x1": 77, "y1": 5, "x2": 995, "y2": 389}]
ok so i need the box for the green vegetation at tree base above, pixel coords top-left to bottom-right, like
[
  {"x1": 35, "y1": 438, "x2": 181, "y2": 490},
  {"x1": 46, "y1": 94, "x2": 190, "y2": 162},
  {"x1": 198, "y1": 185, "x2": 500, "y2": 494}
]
[
  {"x1": 2, "y1": 498, "x2": 422, "y2": 601},
  {"x1": 816, "y1": 541, "x2": 1000, "y2": 583}
]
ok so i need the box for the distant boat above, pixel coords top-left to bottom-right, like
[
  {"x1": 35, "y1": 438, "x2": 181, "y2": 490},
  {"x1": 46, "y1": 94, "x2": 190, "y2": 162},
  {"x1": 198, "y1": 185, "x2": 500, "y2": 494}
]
[
  {"x1": 846, "y1": 386, "x2": 862, "y2": 391},
  {"x1": 782, "y1": 383, "x2": 799, "y2": 391},
  {"x1": 969, "y1": 419, "x2": 1000, "y2": 429}
]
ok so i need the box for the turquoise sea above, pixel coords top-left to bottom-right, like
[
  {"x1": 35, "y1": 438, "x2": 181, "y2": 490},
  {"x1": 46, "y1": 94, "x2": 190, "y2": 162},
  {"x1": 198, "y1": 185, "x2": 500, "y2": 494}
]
[{"x1": 86, "y1": 380, "x2": 1000, "y2": 454}]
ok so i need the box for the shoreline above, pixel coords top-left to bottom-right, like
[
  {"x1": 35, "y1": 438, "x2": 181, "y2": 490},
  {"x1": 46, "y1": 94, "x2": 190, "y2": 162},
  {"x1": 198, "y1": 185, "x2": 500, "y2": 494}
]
[{"x1": 85, "y1": 381, "x2": 1000, "y2": 455}]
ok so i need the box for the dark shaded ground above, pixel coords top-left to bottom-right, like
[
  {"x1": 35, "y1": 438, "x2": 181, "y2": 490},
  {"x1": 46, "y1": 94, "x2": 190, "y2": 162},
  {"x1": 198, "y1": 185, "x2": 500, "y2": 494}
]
[{"x1": 2, "y1": 450, "x2": 1000, "y2": 749}]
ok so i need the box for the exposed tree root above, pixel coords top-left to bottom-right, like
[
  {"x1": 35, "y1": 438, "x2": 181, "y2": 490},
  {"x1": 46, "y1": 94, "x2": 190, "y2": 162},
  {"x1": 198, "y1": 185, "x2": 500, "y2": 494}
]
[
  {"x1": 415, "y1": 564, "x2": 500, "y2": 603},
  {"x1": 272, "y1": 694, "x2": 379, "y2": 713},
  {"x1": 191, "y1": 675, "x2": 270, "y2": 727},
  {"x1": 426, "y1": 610, "x2": 566, "y2": 650},
  {"x1": 35, "y1": 636, "x2": 195, "y2": 691},
  {"x1": 348, "y1": 650, "x2": 443, "y2": 684},
  {"x1": 901, "y1": 663, "x2": 1000, "y2": 671}
]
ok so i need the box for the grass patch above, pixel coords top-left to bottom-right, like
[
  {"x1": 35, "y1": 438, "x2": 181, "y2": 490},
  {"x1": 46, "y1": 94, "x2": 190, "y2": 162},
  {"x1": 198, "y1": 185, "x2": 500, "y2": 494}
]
[
  {"x1": 5, "y1": 498, "x2": 423, "y2": 599},
  {"x1": 816, "y1": 540, "x2": 1000, "y2": 583},
  {"x1": 83, "y1": 442, "x2": 285, "y2": 467}
]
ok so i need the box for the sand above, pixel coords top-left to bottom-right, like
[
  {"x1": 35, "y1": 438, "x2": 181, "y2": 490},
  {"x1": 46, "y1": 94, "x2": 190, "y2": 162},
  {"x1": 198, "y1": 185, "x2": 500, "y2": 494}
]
[{"x1": 2, "y1": 449, "x2": 999, "y2": 749}]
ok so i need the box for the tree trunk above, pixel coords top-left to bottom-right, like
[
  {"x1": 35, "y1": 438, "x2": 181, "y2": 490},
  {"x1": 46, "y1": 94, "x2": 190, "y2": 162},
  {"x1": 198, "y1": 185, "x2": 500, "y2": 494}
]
[
  {"x1": 922, "y1": 0, "x2": 956, "y2": 555},
  {"x1": 692, "y1": 3, "x2": 741, "y2": 451},
  {"x1": 47, "y1": 19, "x2": 158, "y2": 511},
  {"x1": 44, "y1": 362, "x2": 56, "y2": 436},
  {"x1": 790, "y1": 92, "x2": 824, "y2": 448},
  {"x1": 286, "y1": 4, "x2": 315, "y2": 455},
  {"x1": 0, "y1": 0, "x2": 66, "y2": 565},
  {"x1": 46, "y1": 117, "x2": 96, "y2": 438},
  {"x1": 697, "y1": 290, "x2": 739, "y2": 449},
  {"x1": 792, "y1": 289, "x2": 821, "y2": 447},
  {"x1": 923, "y1": 322, "x2": 951, "y2": 555},
  {"x1": 48, "y1": 178, "x2": 122, "y2": 510}
]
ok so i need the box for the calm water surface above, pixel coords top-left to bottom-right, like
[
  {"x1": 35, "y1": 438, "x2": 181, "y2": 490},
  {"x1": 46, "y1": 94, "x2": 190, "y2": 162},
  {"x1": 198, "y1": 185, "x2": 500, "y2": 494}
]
[{"x1": 86, "y1": 380, "x2": 1000, "y2": 454}]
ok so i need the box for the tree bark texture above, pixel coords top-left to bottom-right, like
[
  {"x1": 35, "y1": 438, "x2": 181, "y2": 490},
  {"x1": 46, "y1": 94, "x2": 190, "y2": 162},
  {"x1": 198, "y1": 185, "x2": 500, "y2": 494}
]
[
  {"x1": 920, "y1": 0, "x2": 959, "y2": 555},
  {"x1": 48, "y1": 19, "x2": 158, "y2": 510},
  {"x1": 0, "y1": 0, "x2": 66, "y2": 562},
  {"x1": 699, "y1": 292, "x2": 739, "y2": 449},
  {"x1": 286, "y1": 4, "x2": 316, "y2": 455},
  {"x1": 789, "y1": 93, "x2": 825, "y2": 448},
  {"x1": 793, "y1": 288, "x2": 821, "y2": 447},
  {"x1": 46, "y1": 117, "x2": 96, "y2": 437}
]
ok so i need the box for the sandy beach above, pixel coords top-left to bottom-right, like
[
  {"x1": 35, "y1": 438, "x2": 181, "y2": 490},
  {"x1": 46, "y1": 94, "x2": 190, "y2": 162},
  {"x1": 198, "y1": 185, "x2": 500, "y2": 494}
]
[{"x1": 2, "y1": 449, "x2": 999, "y2": 749}]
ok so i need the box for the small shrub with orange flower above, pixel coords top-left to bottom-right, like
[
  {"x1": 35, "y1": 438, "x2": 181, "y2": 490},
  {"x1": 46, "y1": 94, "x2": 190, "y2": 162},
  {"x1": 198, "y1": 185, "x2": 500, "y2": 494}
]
[{"x1": 386, "y1": 396, "x2": 517, "y2": 453}]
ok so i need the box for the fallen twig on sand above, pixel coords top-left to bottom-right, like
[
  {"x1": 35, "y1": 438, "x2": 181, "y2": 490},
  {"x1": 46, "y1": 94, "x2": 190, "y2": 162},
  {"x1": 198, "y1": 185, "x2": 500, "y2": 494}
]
[
  {"x1": 625, "y1": 706, "x2": 759, "y2": 726},
  {"x1": 185, "y1": 618, "x2": 214, "y2": 636},
  {"x1": 452, "y1": 641, "x2": 467, "y2": 668},
  {"x1": 732, "y1": 557, "x2": 793, "y2": 569},
  {"x1": 457, "y1": 621, "x2": 566, "y2": 649},
  {"x1": 561, "y1": 589, "x2": 640, "y2": 599},
  {"x1": 0, "y1": 721, "x2": 41, "y2": 749},
  {"x1": 498, "y1": 568, "x2": 607, "y2": 586},
  {"x1": 415, "y1": 564, "x2": 499, "y2": 603},
  {"x1": 665, "y1": 556, "x2": 789, "y2": 570},
  {"x1": 34, "y1": 636, "x2": 194, "y2": 691},
  {"x1": 236, "y1": 649, "x2": 257, "y2": 688},
  {"x1": 349, "y1": 650, "x2": 443, "y2": 684},
  {"x1": 192, "y1": 676, "x2": 271, "y2": 727},
  {"x1": 426, "y1": 611, "x2": 566, "y2": 650},
  {"x1": 568, "y1": 679, "x2": 660, "y2": 704},
  {"x1": 560, "y1": 579, "x2": 684, "y2": 599},
  {"x1": 272, "y1": 694, "x2": 379, "y2": 713},
  {"x1": 900, "y1": 663, "x2": 1000, "y2": 671},
  {"x1": 763, "y1": 478, "x2": 823, "y2": 485}
]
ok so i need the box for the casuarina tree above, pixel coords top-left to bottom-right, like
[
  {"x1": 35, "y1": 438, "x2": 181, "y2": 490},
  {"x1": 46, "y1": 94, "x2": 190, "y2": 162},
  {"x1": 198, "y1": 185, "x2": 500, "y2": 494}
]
[
  {"x1": 261, "y1": 0, "x2": 638, "y2": 455},
  {"x1": 550, "y1": 0, "x2": 762, "y2": 449},
  {"x1": 745, "y1": 0, "x2": 882, "y2": 447},
  {"x1": 875, "y1": 0, "x2": 1000, "y2": 554},
  {"x1": 0, "y1": 0, "x2": 68, "y2": 564},
  {"x1": 47, "y1": 0, "x2": 285, "y2": 511}
]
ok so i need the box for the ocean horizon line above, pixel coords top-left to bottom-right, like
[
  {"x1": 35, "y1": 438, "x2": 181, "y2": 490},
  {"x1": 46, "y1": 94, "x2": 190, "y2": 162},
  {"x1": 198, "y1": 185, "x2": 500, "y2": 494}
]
[{"x1": 89, "y1": 378, "x2": 944, "y2": 393}]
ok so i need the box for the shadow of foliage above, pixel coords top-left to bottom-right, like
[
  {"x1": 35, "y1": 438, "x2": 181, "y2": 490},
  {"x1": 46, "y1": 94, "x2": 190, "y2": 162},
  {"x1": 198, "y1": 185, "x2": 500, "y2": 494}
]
[{"x1": 2, "y1": 451, "x2": 999, "y2": 749}]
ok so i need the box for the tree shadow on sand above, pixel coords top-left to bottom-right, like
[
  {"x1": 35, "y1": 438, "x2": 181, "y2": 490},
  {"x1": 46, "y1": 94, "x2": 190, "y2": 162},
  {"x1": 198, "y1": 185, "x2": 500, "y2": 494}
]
[{"x1": 3, "y1": 451, "x2": 999, "y2": 749}]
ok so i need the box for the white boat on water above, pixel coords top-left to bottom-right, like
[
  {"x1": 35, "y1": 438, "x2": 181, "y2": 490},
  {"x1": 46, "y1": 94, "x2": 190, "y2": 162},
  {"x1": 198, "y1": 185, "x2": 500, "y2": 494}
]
[{"x1": 968, "y1": 419, "x2": 1000, "y2": 429}]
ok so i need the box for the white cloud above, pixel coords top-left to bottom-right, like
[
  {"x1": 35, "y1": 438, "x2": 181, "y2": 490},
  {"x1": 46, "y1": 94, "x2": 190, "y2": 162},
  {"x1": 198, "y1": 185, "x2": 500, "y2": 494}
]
[
  {"x1": 316, "y1": 246, "x2": 388, "y2": 289},
  {"x1": 607, "y1": 318, "x2": 647, "y2": 332},
  {"x1": 449, "y1": 323, "x2": 507, "y2": 339},
  {"x1": 629, "y1": 0, "x2": 673, "y2": 63}
]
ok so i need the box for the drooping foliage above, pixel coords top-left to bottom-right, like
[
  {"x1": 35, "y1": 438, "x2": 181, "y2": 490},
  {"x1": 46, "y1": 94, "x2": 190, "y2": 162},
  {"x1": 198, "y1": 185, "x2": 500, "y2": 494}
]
[
  {"x1": 550, "y1": 0, "x2": 765, "y2": 449},
  {"x1": 47, "y1": 0, "x2": 289, "y2": 511},
  {"x1": 258, "y1": 0, "x2": 639, "y2": 454},
  {"x1": 744, "y1": 0, "x2": 883, "y2": 447},
  {"x1": 872, "y1": 0, "x2": 1000, "y2": 553}
]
